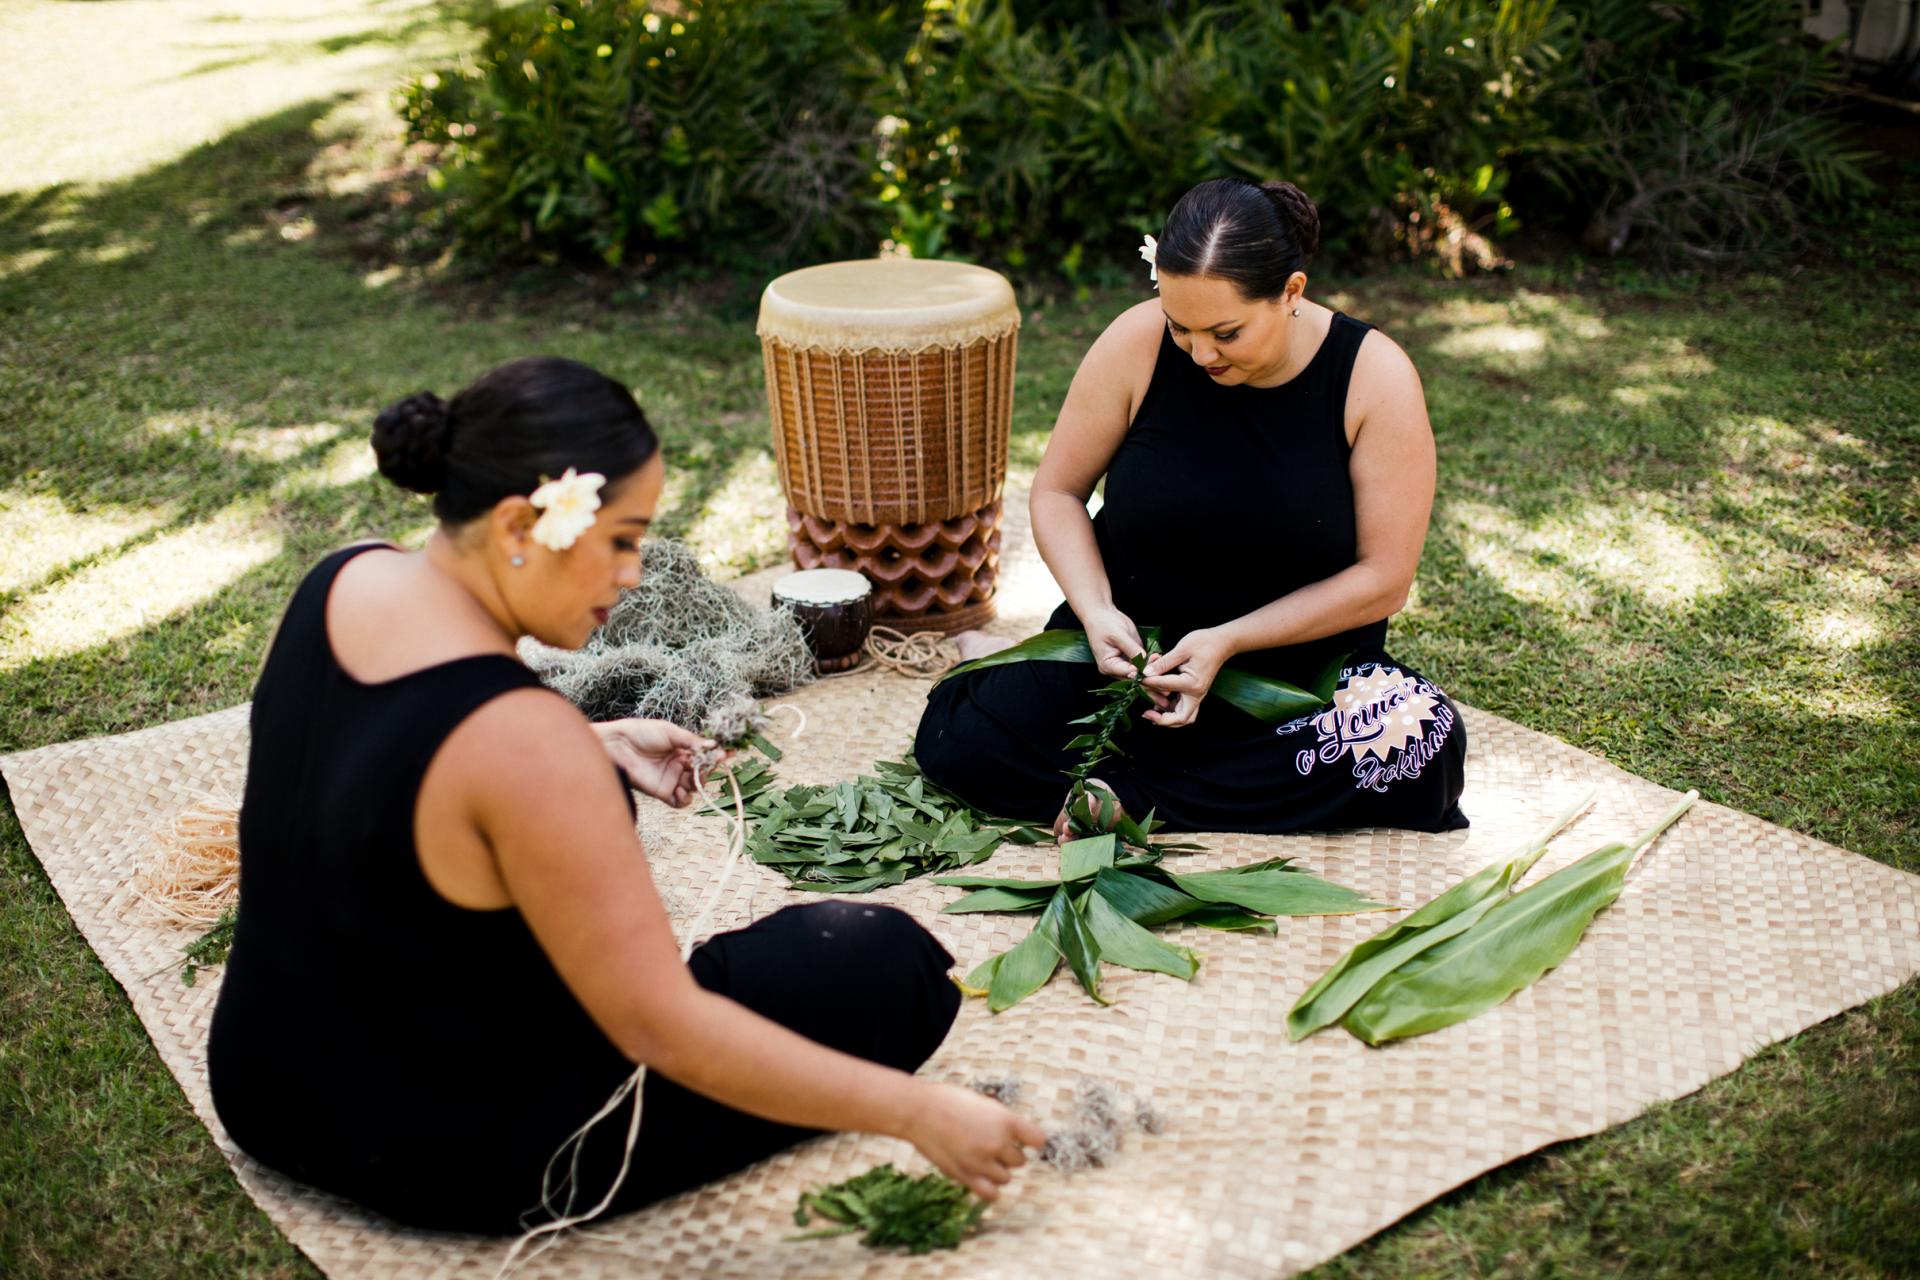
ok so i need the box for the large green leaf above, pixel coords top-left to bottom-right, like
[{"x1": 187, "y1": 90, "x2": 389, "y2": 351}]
[
  {"x1": 1089, "y1": 866, "x2": 1205, "y2": 927},
  {"x1": 941, "y1": 886, "x2": 1054, "y2": 915},
  {"x1": 1051, "y1": 888, "x2": 1110, "y2": 1005},
  {"x1": 1084, "y1": 890, "x2": 1200, "y2": 980},
  {"x1": 987, "y1": 904, "x2": 1064, "y2": 1012},
  {"x1": 1163, "y1": 860, "x2": 1387, "y2": 917},
  {"x1": 1060, "y1": 833, "x2": 1117, "y2": 881},
  {"x1": 1343, "y1": 793, "x2": 1697, "y2": 1045},
  {"x1": 937, "y1": 627, "x2": 1346, "y2": 725},
  {"x1": 1287, "y1": 792, "x2": 1594, "y2": 1040}
]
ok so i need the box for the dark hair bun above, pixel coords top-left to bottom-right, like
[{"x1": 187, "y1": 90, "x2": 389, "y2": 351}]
[
  {"x1": 1261, "y1": 180, "x2": 1320, "y2": 264},
  {"x1": 372, "y1": 391, "x2": 453, "y2": 494}
]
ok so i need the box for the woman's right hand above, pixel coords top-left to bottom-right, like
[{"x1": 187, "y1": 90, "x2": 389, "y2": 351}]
[
  {"x1": 1082, "y1": 606, "x2": 1170, "y2": 710},
  {"x1": 900, "y1": 1081, "x2": 1048, "y2": 1201},
  {"x1": 1083, "y1": 605, "x2": 1150, "y2": 679}
]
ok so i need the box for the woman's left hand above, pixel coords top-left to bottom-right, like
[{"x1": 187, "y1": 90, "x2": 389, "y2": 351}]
[
  {"x1": 1140, "y1": 628, "x2": 1235, "y2": 729},
  {"x1": 592, "y1": 718, "x2": 716, "y2": 808}
]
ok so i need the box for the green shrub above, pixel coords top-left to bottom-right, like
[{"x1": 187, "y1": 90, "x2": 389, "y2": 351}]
[
  {"x1": 401, "y1": 0, "x2": 891, "y2": 266},
  {"x1": 398, "y1": 0, "x2": 1870, "y2": 276},
  {"x1": 1546, "y1": 0, "x2": 1873, "y2": 264}
]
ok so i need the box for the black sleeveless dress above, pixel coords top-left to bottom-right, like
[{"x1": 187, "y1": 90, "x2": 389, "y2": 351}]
[
  {"x1": 209, "y1": 545, "x2": 960, "y2": 1234},
  {"x1": 916, "y1": 314, "x2": 1467, "y2": 834}
]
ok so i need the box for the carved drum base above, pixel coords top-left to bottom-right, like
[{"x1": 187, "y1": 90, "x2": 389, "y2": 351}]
[{"x1": 787, "y1": 501, "x2": 1001, "y2": 635}]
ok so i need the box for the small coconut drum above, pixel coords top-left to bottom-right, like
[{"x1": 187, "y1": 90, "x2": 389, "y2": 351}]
[
  {"x1": 771, "y1": 567, "x2": 875, "y2": 673},
  {"x1": 758, "y1": 258, "x2": 1019, "y2": 634}
]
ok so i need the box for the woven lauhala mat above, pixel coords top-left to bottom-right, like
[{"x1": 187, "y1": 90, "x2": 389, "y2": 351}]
[{"x1": 8, "y1": 691, "x2": 1920, "y2": 1278}]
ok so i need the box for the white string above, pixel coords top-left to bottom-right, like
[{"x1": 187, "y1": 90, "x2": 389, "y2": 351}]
[
  {"x1": 495, "y1": 766, "x2": 751, "y2": 1277},
  {"x1": 764, "y1": 701, "x2": 807, "y2": 740}
]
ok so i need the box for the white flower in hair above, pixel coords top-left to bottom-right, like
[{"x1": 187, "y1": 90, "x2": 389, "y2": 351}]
[
  {"x1": 1139, "y1": 233, "x2": 1159, "y2": 286},
  {"x1": 528, "y1": 467, "x2": 607, "y2": 551}
]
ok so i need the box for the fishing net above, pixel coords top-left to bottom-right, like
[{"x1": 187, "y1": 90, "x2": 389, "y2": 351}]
[{"x1": 520, "y1": 539, "x2": 817, "y2": 728}]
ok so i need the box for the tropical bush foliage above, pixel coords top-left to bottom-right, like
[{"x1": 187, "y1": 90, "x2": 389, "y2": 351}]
[{"x1": 400, "y1": 0, "x2": 1870, "y2": 273}]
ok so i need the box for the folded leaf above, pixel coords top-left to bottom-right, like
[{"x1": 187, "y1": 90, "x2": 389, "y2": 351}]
[
  {"x1": 1060, "y1": 834, "x2": 1117, "y2": 881},
  {"x1": 987, "y1": 907, "x2": 1064, "y2": 1012},
  {"x1": 1089, "y1": 866, "x2": 1206, "y2": 927},
  {"x1": 932, "y1": 874, "x2": 1063, "y2": 890},
  {"x1": 1343, "y1": 792, "x2": 1697, "y2": 1045},
  {"x1": 1182, "y1": 904, "x2": 1279, "y2": 934},
  {"x1": 1163, "y1": 863, "x2": 1387, "y2": 917},
  {"x1": 942, "y1": 886, "x2": 1054, "y2": 915},
  {"x1": 1050, "y1": 889, "x2": 1110, "y2": 1006},
  {"x1": 1287, "y1": 791, "x2": 1595, "y2": 1040},
  {"x1": 1084, "y1": 891, "x2": 1200, "y2": 980}
]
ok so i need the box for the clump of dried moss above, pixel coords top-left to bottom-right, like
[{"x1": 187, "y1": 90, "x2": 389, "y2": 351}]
[{"x1": 520, "y1": 539, "x2": 815, "y2": 728}]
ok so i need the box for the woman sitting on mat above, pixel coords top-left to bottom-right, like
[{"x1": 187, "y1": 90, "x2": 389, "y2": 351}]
[
  {"x1": 920, "y1": 177, "x2": 1467, "y2": 837},
  {"x1": 208, "y1": 356, "x2": 1042, "y2": 1236}
]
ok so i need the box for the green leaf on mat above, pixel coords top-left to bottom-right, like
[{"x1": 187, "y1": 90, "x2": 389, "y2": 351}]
[
  {"x1": 1342, "y1": 792, "x2": 1697, "y2": 1045},
  {"x1": 1287, "y1": 791, "x2": 1594, "y2": 1040},
  {"x1": 1050, "y1": 888, "x2": 1111, "y2": 1005},
  {"x1": 1060, "y1": 833, "x2": 1117, "y2": 881},
  {"x1": 1089, "y1": 865, "x2": 1205, "y2": 927},
  {"x1": 942, "y1": 886, "x2": 1055, "y2": 915},
  {"x1": 1084, "y1": 890, "x2": 1200, "y2": 980},
  {"x1": 1163, "y1": 860, "x2": 1389, "y2": 917},
  {"x1": 987, "y1": 905, "x2": 1064, "y2": 1012}
]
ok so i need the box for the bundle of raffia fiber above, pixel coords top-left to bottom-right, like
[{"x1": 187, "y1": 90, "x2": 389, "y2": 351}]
[
  {"x1": 129, "y1": 789, "x2": 241, "y2": 927},
  {"x1": 520, "y1": 539, "x2": 816, "y2": 726}
]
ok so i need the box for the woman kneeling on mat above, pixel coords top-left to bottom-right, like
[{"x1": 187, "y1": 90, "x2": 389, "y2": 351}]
[
  {"x1": 920, "y1": 178, "x2": 1468, "y2": 837},
  {"x1": 209, "y1": 356, "x2": 1042, "y2": 1236}
]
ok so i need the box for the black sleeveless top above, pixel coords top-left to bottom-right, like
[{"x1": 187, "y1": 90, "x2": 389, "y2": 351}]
[
  {"x1": 208, "y1": 545, "x2": 635, "y2": 1231},
  {"x1": 1046, "y1": 311, "x2": 1388, "y2": 687}
]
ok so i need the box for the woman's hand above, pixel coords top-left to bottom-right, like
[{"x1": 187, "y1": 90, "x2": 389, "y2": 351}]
[
  {"x1": 591, "y1": 718, "x2": 716, "y2": 808},
  {"x1": 1140, "y1": 627, "x2": 1236, "y2": 729},
  {"x1": 900, "y1": 1081, "x2": 1048, "y2": 1201},
  {"x1": 1082, "y1": 607, "x2": 1166, "y2": 711}
]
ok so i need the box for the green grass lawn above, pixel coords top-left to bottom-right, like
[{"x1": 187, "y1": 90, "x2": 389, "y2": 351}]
[{"x1": 3, "y1": 2, "x2": 1916, "y2": 1275}]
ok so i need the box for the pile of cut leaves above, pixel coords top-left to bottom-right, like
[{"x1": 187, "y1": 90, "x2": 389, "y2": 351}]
[
  {"x1": 701, "y1": 755, "x2": 1049, "y2": 893},
  {"x1": 944, "y1": 832, "x2": 1387, "y2": 1011},
  {"x1": 790, "y1": 1164, "x2": 983, "y2": 1254}
]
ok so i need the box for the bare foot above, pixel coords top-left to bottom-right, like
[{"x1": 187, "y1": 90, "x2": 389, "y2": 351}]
[
  {"x1": 954, "y1": 629, "x2": 1015, "y2": 661},
  {"x1": 1051, "y1": 780, "x2": 1125, "y2": 842}
]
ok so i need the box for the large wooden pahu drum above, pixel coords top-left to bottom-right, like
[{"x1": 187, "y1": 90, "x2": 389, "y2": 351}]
[{"x1": 758, "y1": 259, "x2": 1019, "y2": 634}]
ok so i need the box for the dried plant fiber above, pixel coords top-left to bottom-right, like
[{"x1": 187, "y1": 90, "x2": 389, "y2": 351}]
[
  {"x1": 520, "y1": 539, "x2": 815, "y2": 726},
  {"x1": 5, "y1": 481, "x2": 1919, "y2": 1279}
]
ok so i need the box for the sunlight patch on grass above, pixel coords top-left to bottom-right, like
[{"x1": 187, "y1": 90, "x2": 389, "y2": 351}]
[
  {"x1": 269, "y1": 437, "x2": 378, "y2": 498},
  {"x1": 0, "y1": 503, "x2": 281, "y2": 669},
  {"x1": 1433, "y1": 322, "x2": 1548, "y2": 365},
  {"x1": 1620, "y1": 336, "x2": 1717, "y2": 380},
  {"x1": 1611, "y1": 383, "x2": 1686, "y2": 407},
  {"x1": 1447, "y1": 499, "x2": 1726, "y2": 611},
  {"x1": 0, "y1": 248, "x2": 58, "y2": 280},
  {"x1": 1790, "y1": 605, "x2": 1886, "y2": 653},
  {"x1": 223, "y1": 421, "x2": 345, "y2": 462},
  {"x1": 0, "y1": 492, "x2": 170, "y2": 596},
  {"x1": 677, "y1": 449, "x2": 787, "y2": 574}
]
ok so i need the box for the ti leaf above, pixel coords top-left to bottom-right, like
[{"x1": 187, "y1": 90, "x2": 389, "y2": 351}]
[
  {"x1": 1287, "y1": 792, "x2": 1594, "y2": 1040},
  {"x1": 1084, "y1": 891, "x2": 1200, "y2": 980},
  {"x1": 1162, "y1": 860, "x2": 1389, "y2": 917},
  {"x1": 942, "y1": 886, "x2": 1055, "y2": 915},
  {"x1": 1343, "y1": 792, "x2": 1697, "y2": 1045},
  {"x1": 1059, "y1": 833, "x2": 1117, "y2": 881},
  {"x1": 987, "y1": 905, "x2": 1064, "y2": 1012},
  {"x1": 1050, "y1": 888, "x2": 1110, "y2": 1006},
  {"x1": 1089, "y1": 866, "x2": 1205, "y2": 927}
]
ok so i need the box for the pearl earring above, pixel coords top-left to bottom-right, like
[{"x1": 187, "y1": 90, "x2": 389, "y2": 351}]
[
  {"x1": 511, "y1": 554, "x2": 526, "y2": 568},
  {"x1": 1292, "y1": 307, "x2": 1301, "y2": 317}
]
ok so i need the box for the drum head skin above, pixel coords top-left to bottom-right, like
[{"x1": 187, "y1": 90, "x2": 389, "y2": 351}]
[{"x1": 758, "y1": 259, "x2": 1019, "y2": 355}]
